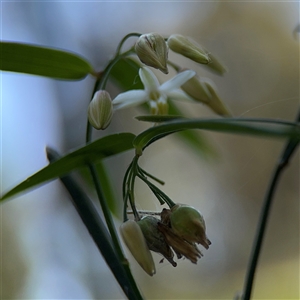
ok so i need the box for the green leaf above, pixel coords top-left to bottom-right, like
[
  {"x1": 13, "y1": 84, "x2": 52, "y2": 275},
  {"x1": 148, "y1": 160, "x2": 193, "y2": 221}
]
[
  {"x1": 1, "y1": 133, "x2": 135, "y2": 201},
  {"x1": 136, "y1": 115, "x2": 183, "y2": 122},
  {"x1": 79, "y1": 161, "x2": 118, "y2": 215},
  {"x1": 110, "y1": 57, "x2": 143, "y2": 90},
  {"x1": 0, "y1": 41, "x2": 94, "y2": 80},
  {"x1": 133, "y1": 117, "x2": 300, "y2": 154}
]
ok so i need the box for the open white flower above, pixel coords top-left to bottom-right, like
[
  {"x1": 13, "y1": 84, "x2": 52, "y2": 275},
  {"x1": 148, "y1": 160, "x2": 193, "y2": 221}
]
[{"x1": 113, "y1": 67, "x2": 196, "y2": 115}]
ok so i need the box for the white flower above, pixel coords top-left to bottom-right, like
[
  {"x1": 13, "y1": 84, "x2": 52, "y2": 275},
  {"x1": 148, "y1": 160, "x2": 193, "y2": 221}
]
[{"x1": 112, "y1": 67, "x2": 196, "y2": 115}]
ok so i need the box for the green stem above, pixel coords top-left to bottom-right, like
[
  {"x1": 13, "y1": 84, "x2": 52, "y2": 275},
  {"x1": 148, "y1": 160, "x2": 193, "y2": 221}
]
[
  {"x1": 85, "y1": 49, "x2": 134, "y2": 143},
  {"x1": 241, "y1": 109, "x2": 300, "y2": 300},
  {"x1": 167, "y1": 60, "x2": 181, "y2": 72},
  {"x1": 46, "y1": 148, "x2": 143, "y2": 300},
  {"x1": 88, "y1": 164, "x2": 123, "y2": 257},
  {"x1": 137, "y1": 172, "x2": 175, "y2": 208},
  {"x1": 88, "y1": 163, "x2": 143, "y2": 299},
  {"x1": 116, "y1": 32, "x2": 141, "y2": 55},
  {"x1": 138, "y1": 166, "x2": 165, "y2": 185}
]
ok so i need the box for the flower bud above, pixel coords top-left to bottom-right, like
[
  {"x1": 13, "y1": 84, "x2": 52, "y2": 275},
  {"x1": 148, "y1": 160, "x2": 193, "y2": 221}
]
[
  {"x1": 181, "y1": 73, "x2": 211, "y2": 104},
  {"x1": 203, "y1": 81, "x2": 232, "y2": 117},
  {"x1": 120, "y1": 220, "x2": 156, "y2": 276},
  {"x1": 138, "y1": 216, "x2": 176, "y2": 267},
  {"x1": 181, "y1": 73, "x2": 232, "y2": 117},
  {"x1": 170, "y1": 204, "x2": 211, "y2": 249},
  {"x1": 202, "y1": 50, "x2": 227, "y2": 75},
  {"x1": 88, "y1": 90, "x2": 113, "y2": 130},
  {"x1": 167, "y1": 34, "x2": 211, "y2": 64},
  {"x1": 135, "y1": 33, "x2": 169, "y2": 74}
]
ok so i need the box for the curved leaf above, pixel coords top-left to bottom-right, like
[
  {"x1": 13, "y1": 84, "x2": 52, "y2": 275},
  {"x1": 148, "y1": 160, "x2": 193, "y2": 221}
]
[
  {"x1": 0, "y1": 41, "x2": 93, "y2": 80},
  {"x1": 1, "y1": 133, "x2": 135, "y2": 201},
  {"x1": 133, "y1": 117, "x2": 300, "y2": 154}
]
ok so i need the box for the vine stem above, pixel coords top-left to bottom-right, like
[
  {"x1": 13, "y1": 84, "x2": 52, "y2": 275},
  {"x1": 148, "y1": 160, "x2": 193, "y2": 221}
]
[
  {"x1": 88, "y1": 164, "x2": 143, "y2": 299},
  {"x1": 85, "y1": 47, "x2": 134, "y2": 143},
  {"x1": 83, "y1": 32, "x2": 145, "y2": 299},
  {"x1": 241, "y1": 109, "x2": 300, "y2": 300},
  {"x1": 85, "y1": 32, "x2": 140, "y2": 143},
  {"x1": 46, "y1": 149, "x2": 143, "y2": 300}
]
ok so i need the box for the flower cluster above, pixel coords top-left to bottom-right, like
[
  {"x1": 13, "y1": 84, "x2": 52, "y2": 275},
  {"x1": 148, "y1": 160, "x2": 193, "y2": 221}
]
[
  {"x1": 120, "y1": 204, "x2": 211, "y2": 276},
  {"x1": 88, "y1": 32, "x2": 231, "y2": 130}
]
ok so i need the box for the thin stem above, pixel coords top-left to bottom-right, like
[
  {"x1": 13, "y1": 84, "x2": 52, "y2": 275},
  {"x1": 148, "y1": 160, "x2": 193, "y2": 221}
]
[
  {"x1": 167, "y1": 60, "x2": 181, "y2": 72},
  {"x1": 46, "y1": 148, "x2": 143, "y2": 300},
  {"x1": 99, "y1": 48, "x2": 134, "y2": 91},
  {"x1": 88, "y1": 164, "x2": 123, "y2": 257},
  {"x1": 115, "y1": 32, "x2": 141, "y2": 55},
  {"x1": 241, "y1": 109, "x2": 300, "y2": 300},
  {"x1": 138, "y1": 166, "x2": 165, "y2": 185},
  {"x1": 137, "y1": 172, "x2": 175, "y2": 208},
  {"x1": 88, "y1": 163, "x2": 143, "y2": 299},
  {"x1": 85, "y1": 46, "x2": 135, "y2": 144},
  {"x1": 128, "y1": 156, "x2": 140, "y2": 220}
]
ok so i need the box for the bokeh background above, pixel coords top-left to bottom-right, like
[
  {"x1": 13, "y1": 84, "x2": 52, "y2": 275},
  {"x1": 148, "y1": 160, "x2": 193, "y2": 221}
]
[{"x1": 1, "y1": 1, "x2": 299, "y2": 299}]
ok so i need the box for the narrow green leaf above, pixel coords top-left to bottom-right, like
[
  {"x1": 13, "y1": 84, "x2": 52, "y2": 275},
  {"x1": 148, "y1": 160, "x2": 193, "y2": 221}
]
[
  {"x1": 79, "y1": 161, "x2": 118, "y2": 215},
  {"x1": 133, "y1": 118, "x2": 300, "y2": 154},
  {"x1": 0, "y1": 41, "x2": 94, "y2": 80},
  {"x1": 1, "y1": 133, "x2": 135, "y2": 201},
  {"x1": 136, "y1": 115, "x2": 183, "y2": 122}
]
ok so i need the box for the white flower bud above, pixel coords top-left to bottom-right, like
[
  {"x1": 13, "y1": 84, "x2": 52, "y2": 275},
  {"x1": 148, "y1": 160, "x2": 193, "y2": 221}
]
[
  {"x1": 181, "y1": 73, "x2": 232, "y2": 117},
  {"x1": 167, "y1": 34, "x2": 211, "y2": 64},
  {"x1": 135, "y1": 33, "x2": 169, "y2": 74},
  {"x1": 203, "y1": 81, "x2": 232, "y2": 117},
  {"x1": 181, "y1": 73, "x2": 211, "y2": 104},
  {"x1": 120, "y1": 220, "x2": 156, "y2": 276},
  {"x1": 88, "y1": 90, "x2": 113, "y2": 130}
]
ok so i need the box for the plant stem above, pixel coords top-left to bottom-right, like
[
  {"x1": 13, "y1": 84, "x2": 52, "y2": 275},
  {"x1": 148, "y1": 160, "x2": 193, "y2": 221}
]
[
  {"x1": 88, "y1": 164, "x2": 143, "y2": 299},
  {"x1": 85, "y1": 48, "x2": 134, "y2": 144},
  {"x1": 46, "y1": 148, "x2": 143, "y2": 300},
  {"x1": 241, "y1": 109, "x2": 300, "y2": 300},
  {"x1": 115, "y1": 32, "x2": 141, "y2": 55},
  {"x1": 88, "y1": 164, "x2": 123, "y2": 254}
]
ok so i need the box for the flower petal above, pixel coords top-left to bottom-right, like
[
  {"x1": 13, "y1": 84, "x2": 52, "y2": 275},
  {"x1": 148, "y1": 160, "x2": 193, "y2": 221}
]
[
  {"x1": 113, "y1": 90, "x2": 148, "y2": 109},
  {"x1": 166, "y1": 89, "x2": 195, "y2": 102},
  {"x1": 160, "y1": 70, "x2": 196, "y2": 92},
  {"x1": 139, "y1": 67, "x2": 160, "y2": 92}
]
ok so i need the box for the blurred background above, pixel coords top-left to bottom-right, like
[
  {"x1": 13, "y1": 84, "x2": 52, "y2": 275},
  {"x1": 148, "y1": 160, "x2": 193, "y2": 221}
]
[{"x1": 1, "y1": 1, "x2": 299, "y2": 299}]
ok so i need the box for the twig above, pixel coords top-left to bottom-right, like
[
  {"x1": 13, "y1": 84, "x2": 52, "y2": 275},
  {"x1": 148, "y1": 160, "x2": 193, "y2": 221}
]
[{"x1": 241, "y1": 109, "x2": 300, "y2": 300}]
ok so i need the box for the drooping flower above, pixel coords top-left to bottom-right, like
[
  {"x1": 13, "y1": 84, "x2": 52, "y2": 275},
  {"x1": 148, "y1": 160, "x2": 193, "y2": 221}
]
[
  {"x1": 138, "y1": 216, "x2": 177, "y2": 267},
  {"x1": 112, "y1": 67, "x2": 195, "y2": 115},
  {"x1": 135, "y1": 33, "x2": 169, "y2": 74},
  {"x1": 170, "y1": 204, "x2": 211, "y2": 249}
]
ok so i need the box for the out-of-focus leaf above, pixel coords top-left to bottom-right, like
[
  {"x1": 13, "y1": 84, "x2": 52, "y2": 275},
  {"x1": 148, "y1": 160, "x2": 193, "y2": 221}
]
[
  {"x1": 133, "y1": 117, "x2": 300, "y2": 154},
  {"x1": 0, "y1": 41, "x2": 93, "y2": 80},
  {"x1": 1, "y1": 133, "x2": 135, "y2": 201},
  {"x1": 110, "y1": 57, "x2": 142, "y2": 90},
  {"x1": 162, "y1": 102, "x2": 217, "y2": 158},
  {"x1": 79, "y1": 161, "x2": 118, "y2": 215}
]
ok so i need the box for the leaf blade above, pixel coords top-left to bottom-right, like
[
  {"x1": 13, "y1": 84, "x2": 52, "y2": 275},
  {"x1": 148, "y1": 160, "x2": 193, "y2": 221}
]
[
  {"x1": 133, "y1": 118, "x2": 300, "y2": 153},
  {"x1": 1, "y1": 41, "x2": 93, "y2": 80},
  {"x1": 1, "y1": 133, "x2": 135, "y2": 201}
]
